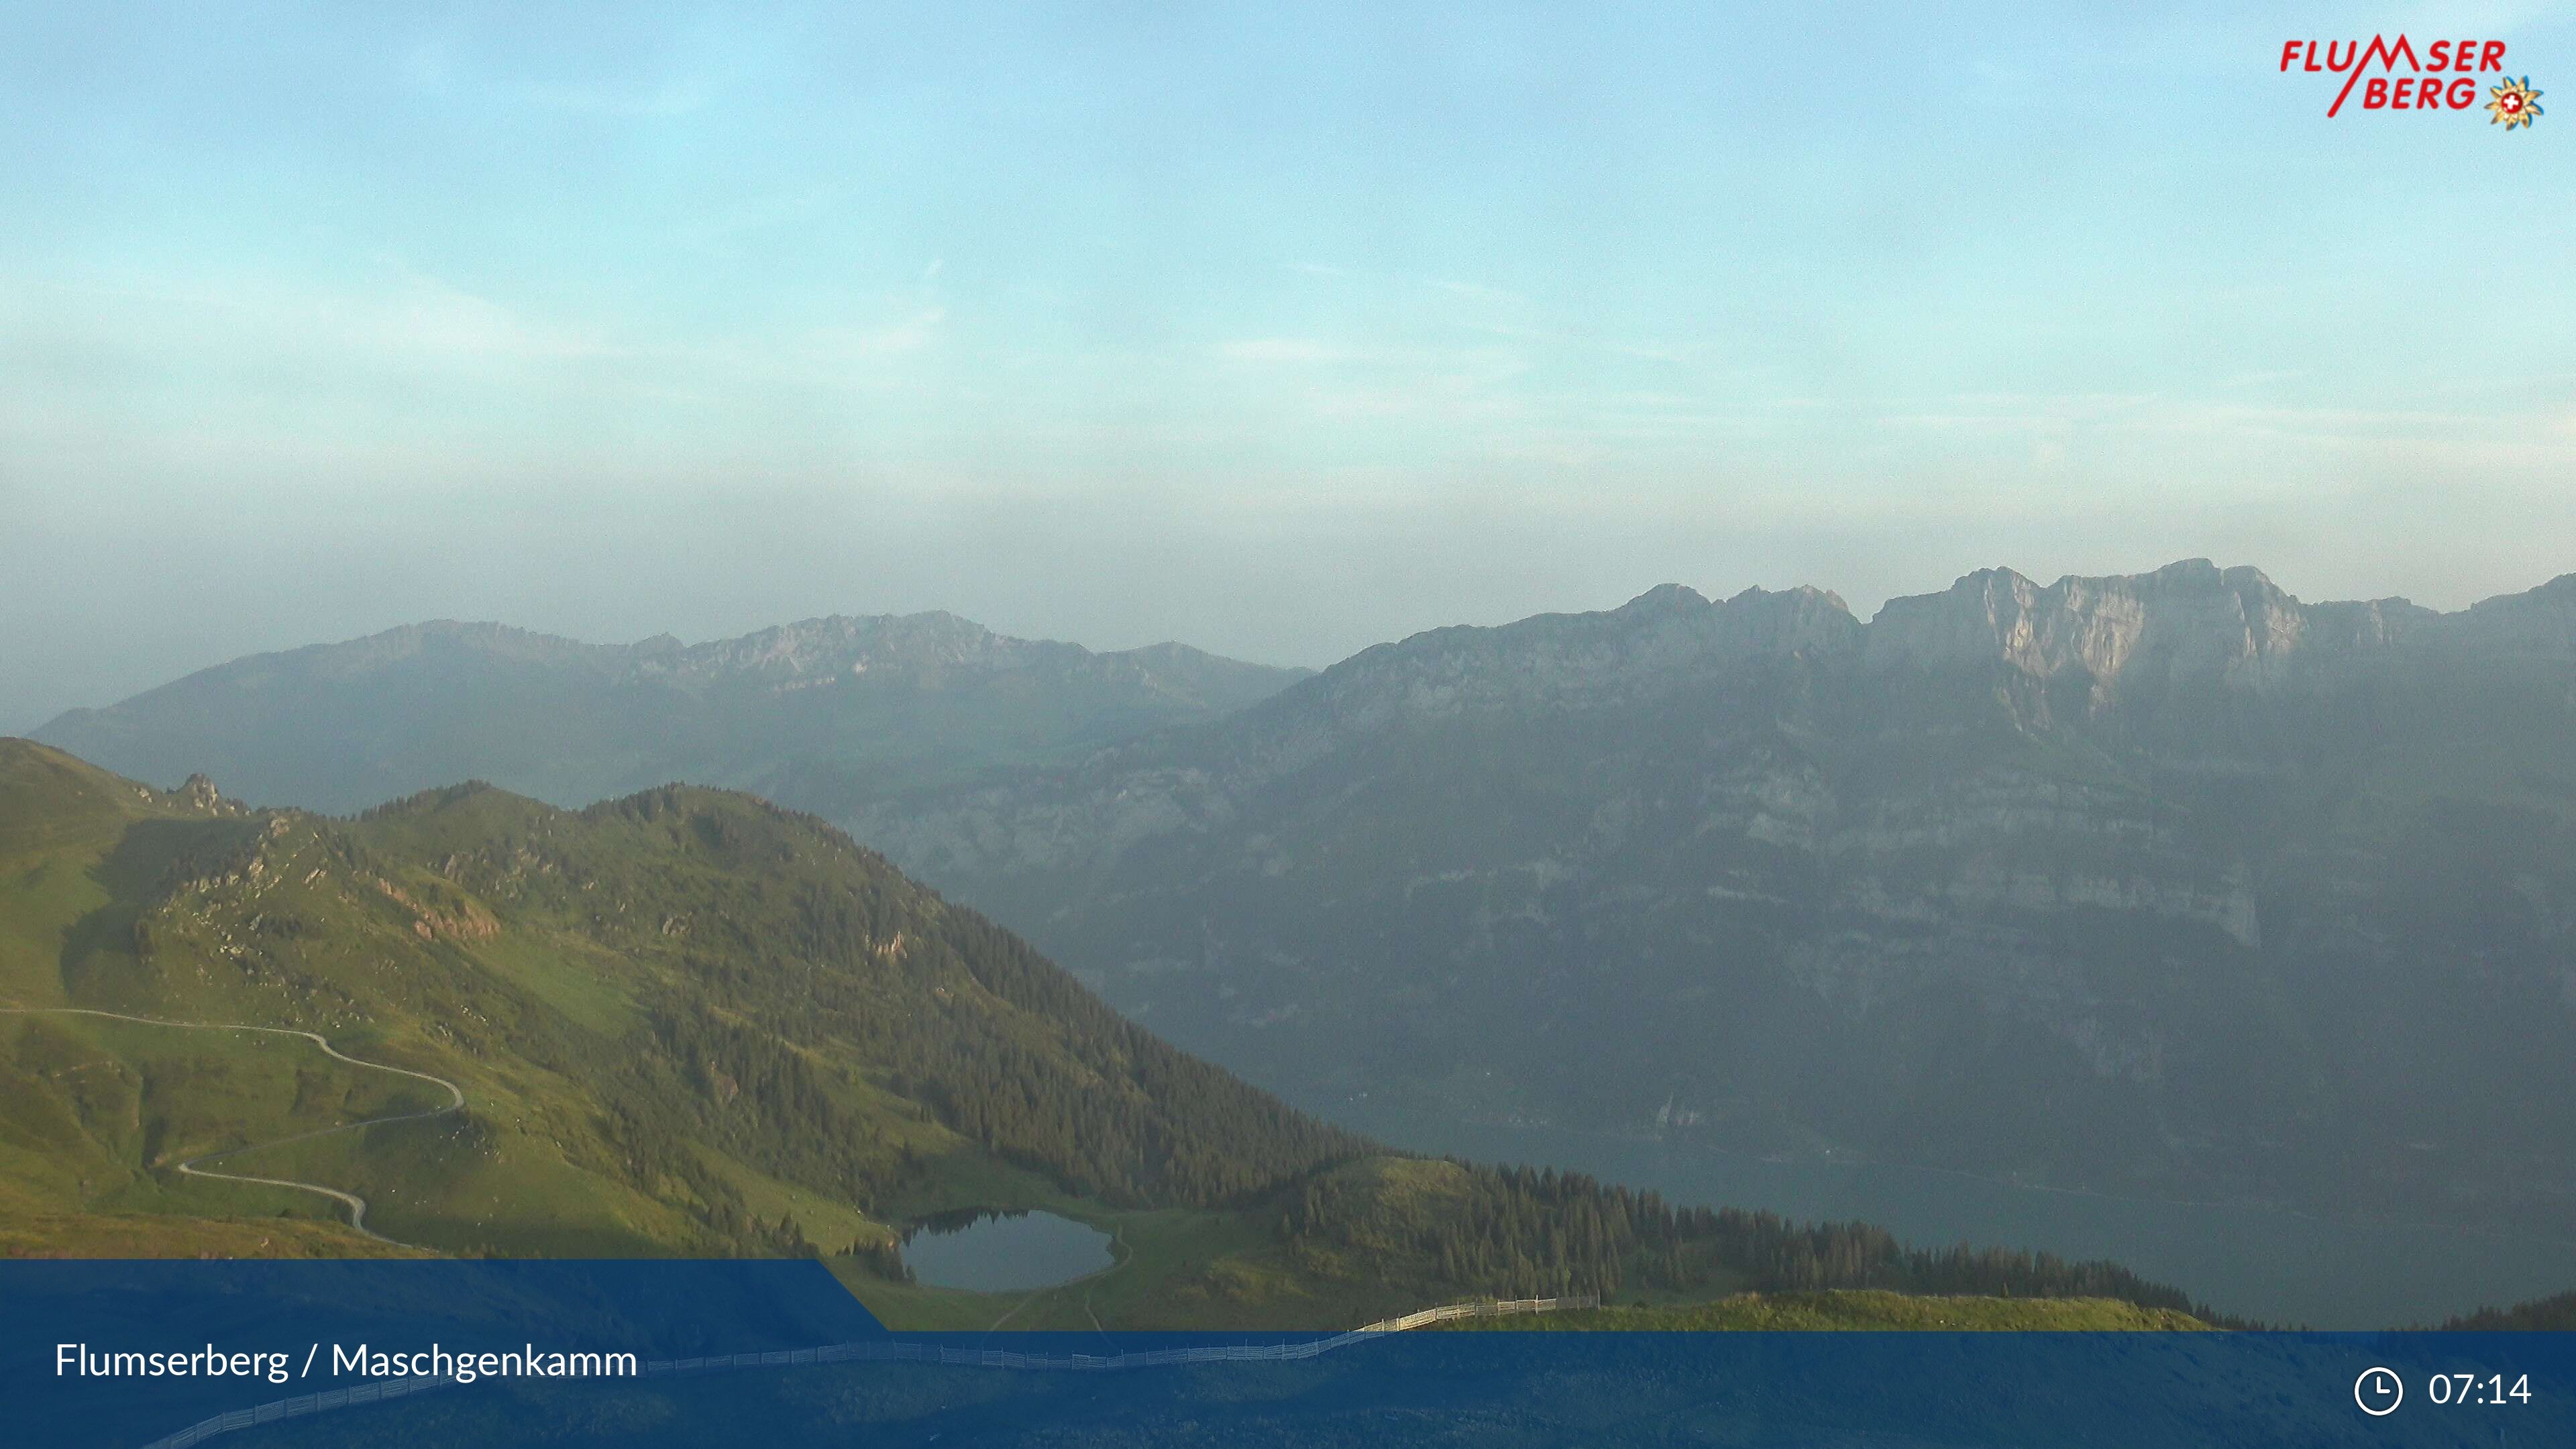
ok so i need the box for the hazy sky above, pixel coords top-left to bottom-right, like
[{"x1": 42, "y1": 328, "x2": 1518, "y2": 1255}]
[{"x1": 4, "y1": 2, "x2": 2571, "y2": 731}]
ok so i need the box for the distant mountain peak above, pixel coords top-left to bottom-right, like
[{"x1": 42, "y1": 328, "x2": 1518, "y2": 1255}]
[
  {"x1": 1617, "y1": 582, "x2": 1856, "y2": 625},
  {"x1": 1725, "y1": 582, "x2": 1852, "y2": 612},
  {"x1": 847, "y1": 559, "x2": 2576, "y2": 1252},
  {"x1": 2459, "y1": 570, "x2": 2576, "y2": 659},
  {"x1": 1866, "y1": 559, "x2": 2319, "y2": 694},
  {"x1": 1617, "y1": 582, "x2": 1711, "y2": 612},
  {"x1": 33, "y1": 611, "x2": 1307, "y2": 816},
  {"x1": 1244, "y1": 561, "x2": 2566, "y2": 742}
]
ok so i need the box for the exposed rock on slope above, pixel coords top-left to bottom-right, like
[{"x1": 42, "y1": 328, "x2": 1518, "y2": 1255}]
[{"x1": 855, "y1": 562, "x2": 2576, "y2": 1234}]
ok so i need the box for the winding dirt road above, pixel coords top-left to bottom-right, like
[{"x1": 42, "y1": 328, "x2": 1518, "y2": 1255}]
[{"x1": 0, "y1": 1005, "x2": 464, "y2": 1244}]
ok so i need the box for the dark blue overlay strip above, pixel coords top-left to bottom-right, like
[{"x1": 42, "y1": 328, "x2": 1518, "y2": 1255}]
[{"x1": 11, "y1": 1260, "x2": 2575, "y2": 1448}]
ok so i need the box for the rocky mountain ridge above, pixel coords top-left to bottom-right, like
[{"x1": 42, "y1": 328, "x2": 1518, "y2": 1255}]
[
  {"x1": 35, "y1": 612, "x2": 1308, "y2": 818},
  {"x1": 845, "y1": 561, "x2": 2576, "y2": 1236},
  {"x1": 26, "y1": 561, "x2": 2576, "y2": 1232},
  {"x1": 1307, "y1": 559, "x2": 2568, "y2": 719},
  {"x1": 83, "y1": 610, "x2": 1291, "y2": 698}
]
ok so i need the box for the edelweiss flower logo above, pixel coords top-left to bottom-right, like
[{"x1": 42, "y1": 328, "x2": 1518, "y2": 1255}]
[{"x1": 2486, "y1": 75, "x2": 2543, "y2": 128}]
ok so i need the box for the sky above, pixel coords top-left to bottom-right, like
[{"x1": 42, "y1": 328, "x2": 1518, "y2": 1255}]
[{"x1": 3, "y1": 1, "x2": 2571, "y2": 731}]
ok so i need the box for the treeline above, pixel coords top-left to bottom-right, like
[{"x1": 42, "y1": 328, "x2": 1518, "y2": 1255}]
[
  {"x1": 447, "y1": 788, "x2": 1375, "y2": 1232},
  {"x1": 340, "y1": 786, "x2": 1375, "y2": 1226},
  {"x1": 324, "y1": 784, "x2": 2226, "y2": 1311},
  {"x1": 2440, "y1": 1289, "x2": 2576, "y2": 1330},
  {"x1": 633, "y1": 1004, "x2": 920, "y2": 1218},
  {"x1": 1282, "y1": 1162, "x2": 2227, "y2": 1321},
  {"x1": 917, "y1": 907, "x2": 1377, "y2": 1205},
  {"x1": 1686, "y1": 1204, "x2": 2220, "y2": 1318},
  {"x1": 1281, "y1": 1162, "x2": 1637, "y2": 1300},
  {"x1": 645, "y1": 905, "x2": 1371, "y2": 1210},
  {"x1": 602, "y1": 788, "x2": 1375, "y2": 1210}
]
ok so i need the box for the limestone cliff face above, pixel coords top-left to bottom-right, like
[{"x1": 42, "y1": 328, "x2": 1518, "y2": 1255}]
[
  {"x1": 857, "y1": 564, "x2": 2576, "y2": 1232},
  {"x1": 1864, "y1": 559, "x2": 2315, "y2": 697}
]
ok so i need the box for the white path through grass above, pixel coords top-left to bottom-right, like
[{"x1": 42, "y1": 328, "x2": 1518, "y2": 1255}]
[{"x1": 0, "y1": 1004, "x2": 464, "y2": 1244}]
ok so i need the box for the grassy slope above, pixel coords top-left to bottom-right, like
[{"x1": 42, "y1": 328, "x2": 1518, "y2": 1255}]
[
  {"x1": 0, "y1": 1213, "x2": 424, "y2": 1258},
  {"x1": 0, "y1": 740, "x2": 1406, "y2": 1321},
  {"x1": 1, "y1": 740, "x2": 2226, "y2": 1332}
]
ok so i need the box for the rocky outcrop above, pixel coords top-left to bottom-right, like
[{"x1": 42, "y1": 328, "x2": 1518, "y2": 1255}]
[{"x1": 1863, "y1": 559, "x2": 2312, "y2": 696}]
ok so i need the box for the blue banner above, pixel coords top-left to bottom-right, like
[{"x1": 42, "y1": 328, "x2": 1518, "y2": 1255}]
[{"x1": 7, "y1": 1261, "x2": 2569, "y2": 1448}]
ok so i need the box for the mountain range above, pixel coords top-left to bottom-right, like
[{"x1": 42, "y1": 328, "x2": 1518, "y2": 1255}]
[
  {"x1": 853, "y1": 561, "x2": 2576, "y2": 1234},
  {"x1": 0, "y1": 739, "x2": 2211, "y2": 1329},
  {"x1": 28, "y1": 561, "x2": 2576, "y2": 1240},
  {"x1": 34, "y1": 614, "x2": 1307, "y2": 820}
]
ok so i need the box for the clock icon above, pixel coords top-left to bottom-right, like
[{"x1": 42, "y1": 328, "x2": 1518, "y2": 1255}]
[{"x1": 2355, "y1": 1366, "x2": 2404, "y2": 1417}]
